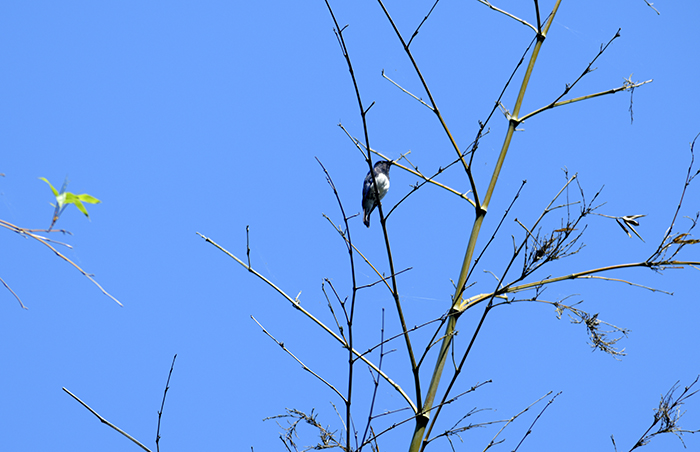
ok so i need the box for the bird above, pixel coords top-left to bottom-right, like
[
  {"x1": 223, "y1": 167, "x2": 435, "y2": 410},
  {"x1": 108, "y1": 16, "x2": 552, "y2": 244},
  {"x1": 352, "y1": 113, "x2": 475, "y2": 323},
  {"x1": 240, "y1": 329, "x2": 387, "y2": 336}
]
[{"x1": 362, "y1": 160, "x2": 391, "y2": 228}]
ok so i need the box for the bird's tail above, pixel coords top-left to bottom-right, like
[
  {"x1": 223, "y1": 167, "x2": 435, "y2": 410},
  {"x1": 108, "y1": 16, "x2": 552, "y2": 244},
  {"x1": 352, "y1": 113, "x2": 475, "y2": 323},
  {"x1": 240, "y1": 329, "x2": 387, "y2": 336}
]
[{"x1": 363, "y1": 210, "x2": 370, "y2": 228}]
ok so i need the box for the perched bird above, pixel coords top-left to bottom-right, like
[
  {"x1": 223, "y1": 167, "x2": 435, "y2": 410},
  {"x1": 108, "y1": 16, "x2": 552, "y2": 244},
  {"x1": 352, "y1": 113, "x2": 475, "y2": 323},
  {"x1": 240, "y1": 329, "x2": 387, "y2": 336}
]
[{"x1": 362, "y1": 160, "x2": 391, "y2": 228}]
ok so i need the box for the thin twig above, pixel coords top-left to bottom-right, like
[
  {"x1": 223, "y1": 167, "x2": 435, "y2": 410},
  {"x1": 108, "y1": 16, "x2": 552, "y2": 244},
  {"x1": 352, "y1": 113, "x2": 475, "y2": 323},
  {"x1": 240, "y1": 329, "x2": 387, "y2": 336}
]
[
  {"x1": 252, "y1": 316, "x2": 347, "y2": 403},
  {"x1": 62, "y1": 387, "x2": 151, "y2": 452},
  {"x1": 382, "y1": 70, "x2": 434, "y2": 111},
  {"x1": 482, "y1": 392, "x2": 552, "y2": 452},
  {"x1": 367, "y1": 144, "x2": 476, "y2": 207},
  {"x1": 197, "y1": 232, "x2": 416, "y2": 412},
  {"x1": 642, "y1": 0, "x2": 660, "y2": 15},
  {"x1": 407, "y1": 0, "x2": 441, "y2": 48},
  {"x1": 0, "y1": 275, "x2": 27, "y2": 309},
  {"x1": 499, "y1": 260, "x2": 700, "y2": 298},
  {"x1": 315, "y1": 156, "x2": 359, "y2": 450},
  {"x1": 377, "y1": 0, "x2": 481, "y2": 208},
  {"x1": 512, "y1": 391, "x2": 561, "y2": 451},
  {"x1": 0, "y1": 219, "x2": 122, "y2": 306},
  {"x1": 359, "y1": 309, "x2": 386, "y2": 451},
  {"x1": 518, "y1": 28, "x2": 622, "y2": 124},
  {"x1": 477, "y1": 0, "x2": 538, "y2": 34},
  {"x1": 519, "y1": 79, "x2": 652, "y2": 123},
  {"x1": 323, "y1": 214, "x2": 395, "y2": 296},
  {"x1": 325, "y1": 1, "x2": 421, "y2": 417},
  {"x1": 156, "y1": 354, "x2": 177, "y2": 452}
]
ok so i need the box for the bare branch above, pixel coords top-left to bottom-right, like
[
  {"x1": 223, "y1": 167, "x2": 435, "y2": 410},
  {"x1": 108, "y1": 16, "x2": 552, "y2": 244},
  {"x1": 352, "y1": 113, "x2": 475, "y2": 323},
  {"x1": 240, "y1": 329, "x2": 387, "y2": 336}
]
[
  {"x1": 0, "y1": 275, "x2": 27, "y2": 309},
  {"x1": 0, "y1": 219, "x2": 122, "y2": 306},
  {"x1": 196, "y1": 232, "x2": 416, "y2": 413},
  {"x1": 476, "y1": 0, "x2": 538, "y2": 34},
  {"x1": 264, "y1": 408, "x2": 344, "y2": 451},
  {"x1": 62, "y1": 387, "x2": 151, "y2": 452},
  {"x1": 482, "y1": 391, "x2": 553, "y2": 452},
  {"x1": 648, "y1": 133, "x2": 700, "y2": 262},
  {"x1": 512, "y1": 391, "x2": 561, "y2": 451},
  {"x1": 382, "y1": 70, "x2": 434, "y2": 111},
  {"x1": 520, "y1": 78, "x2": 652, "y2": 123},
  {"x1": 408, "y1": 0, "x2": 441, "y2": 48},
  {"x1": 628, "y1": 376, "x2": 700, "y2": 450},
  {"x1": 156, "y1": 354, "x2": 177, "y2": 452},
  {"x1": 377, "y1": 0, "x2": 481, "y2": 208},
  {"x1": 643, "y1": 0, "x2": 660, "y2": 15},
  {"x1": 252, "y1": 316, "x2": 347, "y2": 403}
]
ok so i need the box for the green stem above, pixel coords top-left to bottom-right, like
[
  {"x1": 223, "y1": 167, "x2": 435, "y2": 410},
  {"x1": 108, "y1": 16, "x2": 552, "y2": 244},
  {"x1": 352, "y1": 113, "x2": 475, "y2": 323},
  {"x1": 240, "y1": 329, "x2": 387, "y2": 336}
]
[{"x1": 408, "y1": 3, "x2": 563, "y2": 451}]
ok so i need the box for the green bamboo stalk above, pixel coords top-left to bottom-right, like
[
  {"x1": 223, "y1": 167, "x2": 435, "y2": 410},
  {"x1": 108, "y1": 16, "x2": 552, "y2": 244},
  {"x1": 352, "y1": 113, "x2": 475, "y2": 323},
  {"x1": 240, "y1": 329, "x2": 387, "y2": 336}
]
[{"x1": 407, "y1": 3, "x2": 562, "y2": 451}]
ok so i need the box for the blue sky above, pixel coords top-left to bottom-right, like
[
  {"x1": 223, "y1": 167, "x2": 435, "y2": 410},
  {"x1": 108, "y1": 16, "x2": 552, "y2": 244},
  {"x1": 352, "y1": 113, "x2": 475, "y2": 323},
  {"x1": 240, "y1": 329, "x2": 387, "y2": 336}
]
[{"x1": 2, "y1": 1, "x2": 699, "y2": 451}]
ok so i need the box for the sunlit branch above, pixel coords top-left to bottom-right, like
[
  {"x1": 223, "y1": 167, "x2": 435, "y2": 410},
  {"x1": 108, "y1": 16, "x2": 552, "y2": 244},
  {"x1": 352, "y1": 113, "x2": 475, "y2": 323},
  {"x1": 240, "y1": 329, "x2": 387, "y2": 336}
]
[
  {"x1": 325, "y1": 3, "x2": 419, "y2": 413},
  {"x1": 323, "y1": 214, "x2": 395, "y2": 296},
  {"x1": 519, "y1": 79, "x2": 652, "y2": 123},
  {"x1": 648, "y1": 134, "x2": 700, "y2": 262},
  {"x1": 315, "y1": 156, "x2": 359, "y2": 450},
  {"x1": 339, "y1": 124, "x2": 477, "y2": 207},
  {"x1": 502, "y1": 260, "x2": 700, "y2": 296},
  {"x1": 377, "y1": 0, "x2": 481, "y2": 208},
  {"x1": 0, "y1": 275, "x2": 26, "y2": 309},
  {"x1": 362, "y1": 381, "x2": 491, "y2": 449},
  {"x1": 252, "y1": 316, "x2": 347, "y2": 403},
  {"x1": 467, "y1": 34, "x2": 537, "y2": 169},
  {"x1": 368, "y1": 146, "x2": 476, "y2": 208},
  {"x1": 359, "y1": 309, "x2": 387, "y2": 449},
  {"x1": 63, "y1": 387, "x2": 151, "y2": 452},
  {"x1": 424, "y1": 168, "x2": 574, "y2": 446},
  {"x1": 197, "y1": 232, "x2": 417, "y2": 413},
  {"x1": 643, "y1": 0, "x2": 660, "y2": 15},
  {"x1": 321, "y1": 280, "x2": 346, "y2": 340},
  {"x1": 382, "y1": 70, "x2": 434, "y2": 111},
  {"x1": 476, "y1": 0, "x2": 538, "y2": 34},
  {"x1": 466, "y1": 181, "x2": 527, "y2": 284},
  {"x1": 360, "y1": 316, "x2": 447, "y2": 363},
  {"x1": 0, "y1": 219, "x2": 122, "y2": 306}
]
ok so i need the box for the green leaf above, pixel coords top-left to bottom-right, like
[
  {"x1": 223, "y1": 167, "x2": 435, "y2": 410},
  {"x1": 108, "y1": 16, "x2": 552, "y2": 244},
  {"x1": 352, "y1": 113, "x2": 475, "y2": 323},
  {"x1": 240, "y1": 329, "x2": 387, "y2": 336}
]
[
  {"x1": 75, "y1": 193, "x2": 101, "y2": 204},
  {"x1": 63, "y1": 193, "x2": 89, "y2": 218},
  {"x1": 39, "y1": 177, "x2": 59, "y2": 197},
  {"x1": 39, "y1": 177, "x2": 101, "y2": 226}
]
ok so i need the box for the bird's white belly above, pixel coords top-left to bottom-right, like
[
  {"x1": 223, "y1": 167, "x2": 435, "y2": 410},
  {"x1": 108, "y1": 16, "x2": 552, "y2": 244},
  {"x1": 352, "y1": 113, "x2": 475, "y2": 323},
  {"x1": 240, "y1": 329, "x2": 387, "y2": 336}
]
[{"x1": 374, "y1": 173, "x2": 390, "y2": 199}]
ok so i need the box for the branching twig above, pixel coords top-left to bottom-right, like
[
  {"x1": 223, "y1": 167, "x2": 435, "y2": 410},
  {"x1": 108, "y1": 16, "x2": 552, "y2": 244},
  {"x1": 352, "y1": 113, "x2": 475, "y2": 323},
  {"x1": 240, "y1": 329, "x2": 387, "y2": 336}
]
[
  {"x1": 628, "y1": 376, "x2": 700, "y2": 450},
  {"x1": 0, "y1": 219, "x2": 122, "y2": 306},
  {"x1": 377, "y1": 0, "x2": 481, "y2": 208},
  {"x1": 511, "y1": 391, "x2": 561, "y2": 451},
  {"x1": 482, "y1": 391, "x2": 552, "y2": 452},
  {"x1": 519, "y1": 78, "x2": 652, "y2": 123},
  {"x1": 325, "y1": 2, "x2": 421, "y2": 417},
  {"x1": 648, "y1": 133, "x2": 700, "y2": 262},
  {"x1": 196, "y1": 232, "x2": 416, "y2": 413},
  {"x1": 518, "y1": 29, "x2": 623, "y2": 123},
  {"x1": 407, "y1": 0, "x2": 441, "y2": 48}
]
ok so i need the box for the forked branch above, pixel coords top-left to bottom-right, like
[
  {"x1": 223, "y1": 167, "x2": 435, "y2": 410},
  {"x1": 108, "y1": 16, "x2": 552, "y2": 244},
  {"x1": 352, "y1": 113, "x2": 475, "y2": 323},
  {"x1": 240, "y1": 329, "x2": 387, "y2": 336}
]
[
  {"x1": 196, "y1": 232, "x2": 416, "y2": 413},
  {"x1": 0, "y1": 219, "x2": 122, "y2": 307}
]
